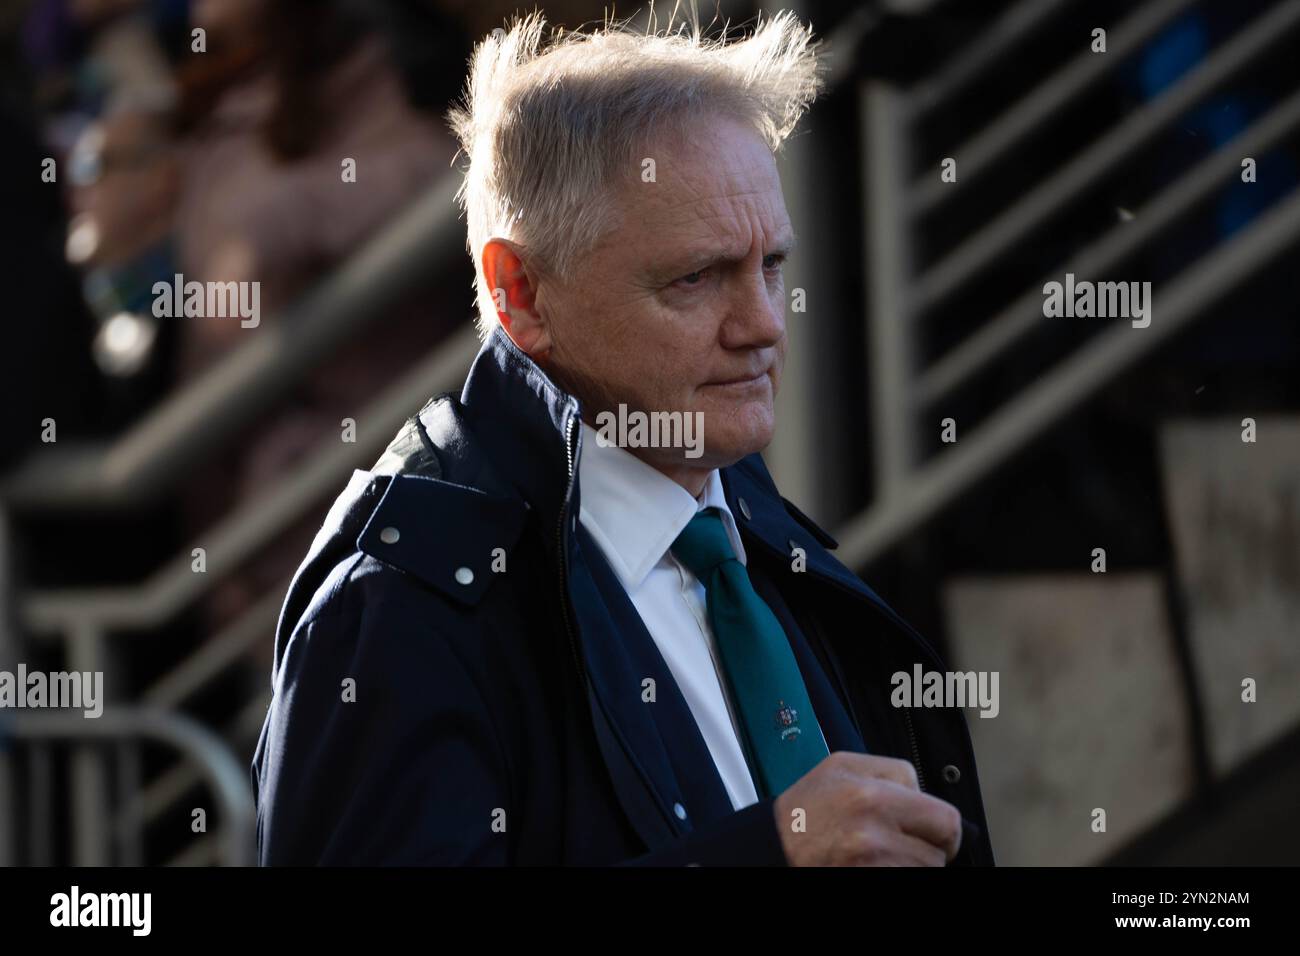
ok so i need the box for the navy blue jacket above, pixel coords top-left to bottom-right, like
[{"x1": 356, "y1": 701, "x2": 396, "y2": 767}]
[{"x1": 251, "y1": 327, "x2": 996, "y2": 866}]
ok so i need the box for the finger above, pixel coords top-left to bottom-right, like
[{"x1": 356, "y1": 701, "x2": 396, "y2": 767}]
[
  {"x1": 856, "y1": 754, "x2": 921, "y2": 791},
  {"x1": 849, "y1": 827, "x2": 947, "y2": 867},
  {"x1": 894, "y1": 791, "x2": 964, "y2": 860},
  {"x1": 888, "y1": 831, "x2": 948, "y2": 867}
]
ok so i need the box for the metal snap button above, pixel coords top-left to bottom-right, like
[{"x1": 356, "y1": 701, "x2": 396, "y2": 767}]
[
  {"x1": 673, "y1": 802, "x2": 688, "y2": 820},
  {"x1": 454, "y1": 566, "x2": 475, "y2": 586},
  {"x1": 942, "y1": 764, "x2": 961, "y2": 784},
  {"x1": 737, "y1": 497, "x2": 751, "y2": 520},
  {"x1": 379, "y1": 527, "x2": 400, "y2": 545}
]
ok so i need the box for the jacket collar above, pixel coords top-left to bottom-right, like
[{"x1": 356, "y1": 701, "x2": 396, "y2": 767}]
[{"x1": 459, "y1": 325, "x2": 580, "y2": 523}]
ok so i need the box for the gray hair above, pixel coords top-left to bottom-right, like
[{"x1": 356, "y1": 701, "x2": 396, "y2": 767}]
[{"x1": 445, "y1": 9, "x2": 825, "y2": 338}]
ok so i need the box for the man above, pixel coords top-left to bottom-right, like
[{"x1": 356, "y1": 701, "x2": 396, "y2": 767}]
[{"x1": 253, "y1": 11, "x2": 995, "y2": 866}]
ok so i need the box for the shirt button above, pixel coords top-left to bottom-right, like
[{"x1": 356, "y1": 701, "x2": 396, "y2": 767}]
[
  {"x1": 942, "y1": 764, "x2": 962, "y2": 784},
  {"x1": 673, "y1": 802, "x2": 688, "y2": 820},
  {"x1": 454, "y1": 566, "x2": 475, "y2": 586},
  {"x1": 379, "y1": 526, "x2": 400, "y2": 545},
  {"x1": 737, "y1": 497, "x2": 752, "y2": 520}
]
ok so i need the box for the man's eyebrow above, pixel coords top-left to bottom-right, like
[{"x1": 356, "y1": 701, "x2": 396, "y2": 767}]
[{"x1": 674, "y1": 232, "x2": 800, "y2": 268}]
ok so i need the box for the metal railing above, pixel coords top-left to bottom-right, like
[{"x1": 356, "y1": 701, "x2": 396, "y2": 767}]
[
  {"x1": 839, "y1": 0, "x2": 1300, "y2": 866},
  {"x1": 909, "y1": 0, "x2": 1198, "y2": 216},
  {"x1": 5, "y1": 708, "x2": 256, "y2": 866},
  {"x1": 837, "y1": 0, "x2": 1300, "y2": 568}
]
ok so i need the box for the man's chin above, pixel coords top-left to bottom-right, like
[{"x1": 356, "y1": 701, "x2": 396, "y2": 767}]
[
  {"x1": 716, "y1": 406, "x2": 775, "y2": 454},
  {"x1": 694, "y1": 425, "x2": 774, "y2": 469}
]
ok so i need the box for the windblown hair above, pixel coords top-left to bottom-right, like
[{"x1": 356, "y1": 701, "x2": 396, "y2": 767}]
[{"x1": 446, "y1": 8, "x2": 825, "y2": 338}]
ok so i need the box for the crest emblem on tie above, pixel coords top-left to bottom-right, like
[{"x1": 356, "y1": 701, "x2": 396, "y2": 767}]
[{"x1": 775, "y1": 699, "x2": 802, "y2": 742}]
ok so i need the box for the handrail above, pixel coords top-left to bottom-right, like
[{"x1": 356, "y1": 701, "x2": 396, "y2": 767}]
[
  {"x1": 912, "y1": 0, "x2": 1300, "y2": 312},
  {"x1": 122, "y1": 691, "x2": 270, "y2": 830},
  {"x1": 861, "y1": 79, "x2": 918, "y2": 494},
  {"x1": 142, "y1": 584, "x2": 284, "y2": 709},
  {"x1": 915, "y1": 83, "x2": 1300, "y2": 407},
  {"x1": 909, "y1": 0, "x2": 1196, "y2": 216},
  {"x1": 837, "y1": 181, "x2": 1300, "y2": 567},
  {"x1": 909, "y1": 0, "x2": 1068, "y2": 116},
  {"x1": 7, "y1": 707, "x2": 256, "y2": 866},
  {"x1": 1, "y1": 172, "x2": 466, "y2": 512}
]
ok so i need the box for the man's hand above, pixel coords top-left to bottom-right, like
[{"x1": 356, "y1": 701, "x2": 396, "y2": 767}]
[{"x1": 772, "y1": 751, "x2": 963, "y2": 866}]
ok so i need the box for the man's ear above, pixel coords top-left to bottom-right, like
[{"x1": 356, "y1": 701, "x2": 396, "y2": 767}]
[{"x1": 481, "y1": 238, "x2": 551, "y2": 357}]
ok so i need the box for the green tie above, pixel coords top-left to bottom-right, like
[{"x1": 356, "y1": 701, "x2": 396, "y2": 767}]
[{"x1": 671, "y1": 507, "x2": 830, "y2": 800}]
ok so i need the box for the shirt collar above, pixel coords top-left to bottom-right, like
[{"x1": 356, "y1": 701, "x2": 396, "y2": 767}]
[{"x1": 577, "y1": 421, "x2": 747, "y2": 593}]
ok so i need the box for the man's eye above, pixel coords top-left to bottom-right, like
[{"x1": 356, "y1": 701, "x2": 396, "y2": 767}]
[
  {"x1": 677, "y1": 269, "x2": 707, "y2": 286},
  {"x1": 763, "y1": 253, "x2": 785, "y2": 270}
]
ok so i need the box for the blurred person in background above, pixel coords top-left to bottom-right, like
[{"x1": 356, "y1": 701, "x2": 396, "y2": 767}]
[
  {"x1": 62, "y1": 106, "x2": 180, "y2": 396},
  {"x1": 169, "y1": 0, "x2": 467, "y2": 638},
  {"x1": 19, "y1": 0, "x2": 183, "y2": 412},
  {"x1": 173, "y1": 0, "x2": 459, "y2": 360}
]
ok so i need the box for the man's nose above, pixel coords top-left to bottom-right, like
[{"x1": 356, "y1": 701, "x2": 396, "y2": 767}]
[{"x1": 722, "y1": 267, "x2": 785, "y2": 349}]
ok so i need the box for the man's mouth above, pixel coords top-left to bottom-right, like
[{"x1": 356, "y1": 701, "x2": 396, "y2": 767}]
[{"x1": 705, "y1": 369, "x2": 770, "y2": 388}]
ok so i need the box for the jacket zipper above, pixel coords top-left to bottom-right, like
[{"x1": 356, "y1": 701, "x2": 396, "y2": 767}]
[
  {"x1": 901, "y1": 706, "x2": 928, "y2": 792},
  {"x1": 555, "y1": 410, "x2": 585, "y2": 683},
  {"x1": 555, "y1": 412, "x2": 684, "y2": 838}
]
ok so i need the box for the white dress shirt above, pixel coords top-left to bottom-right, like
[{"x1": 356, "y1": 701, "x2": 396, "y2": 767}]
[{"x1": 577, "y1": 421, "x2": 810, "y2": 811}]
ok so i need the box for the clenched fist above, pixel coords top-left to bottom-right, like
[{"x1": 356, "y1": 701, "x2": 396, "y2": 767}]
[{"x1": 772, "y1": 751, "x2": 963, "y2": 866}]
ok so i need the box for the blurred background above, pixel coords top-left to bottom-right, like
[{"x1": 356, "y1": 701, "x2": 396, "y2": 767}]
[{"x1": 0, "y1": 0, "x2": 1297, "y2": 866}]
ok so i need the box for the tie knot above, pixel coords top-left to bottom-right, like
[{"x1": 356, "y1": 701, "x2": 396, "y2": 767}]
[{"x1": 671, "y1": 508, "x2": 737, "y2": 579}]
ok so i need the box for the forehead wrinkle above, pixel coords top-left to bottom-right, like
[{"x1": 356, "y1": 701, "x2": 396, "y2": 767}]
[{"x1": 641, "y1": 185, "x2": 788, "y2": 247}]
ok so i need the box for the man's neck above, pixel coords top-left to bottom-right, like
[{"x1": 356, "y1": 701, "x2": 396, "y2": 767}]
[
  {"x1": 577, "y1": 413, "x2": 711, "y2": 497},
  {"x1": 648, "y1": 460, "x2": 709, "y2": 499}
]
